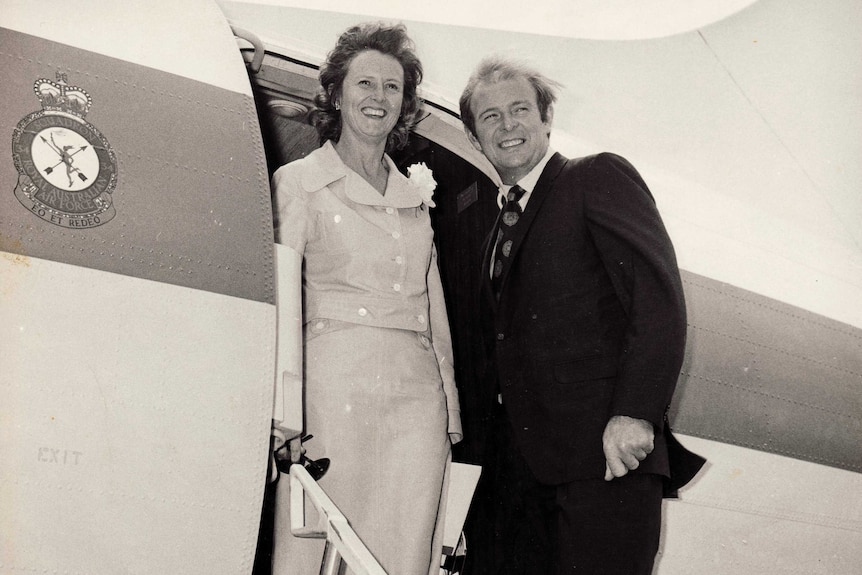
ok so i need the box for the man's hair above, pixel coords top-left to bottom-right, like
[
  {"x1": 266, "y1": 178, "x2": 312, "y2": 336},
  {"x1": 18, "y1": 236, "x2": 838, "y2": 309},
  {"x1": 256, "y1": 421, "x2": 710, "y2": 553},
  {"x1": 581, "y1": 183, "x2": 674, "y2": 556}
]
[
  {"x1": 312, "y1": 22, "x2": 423, "y2": 153},
  {"x1": 459, "y1": 56, "x2": 561, "y2": 137}
]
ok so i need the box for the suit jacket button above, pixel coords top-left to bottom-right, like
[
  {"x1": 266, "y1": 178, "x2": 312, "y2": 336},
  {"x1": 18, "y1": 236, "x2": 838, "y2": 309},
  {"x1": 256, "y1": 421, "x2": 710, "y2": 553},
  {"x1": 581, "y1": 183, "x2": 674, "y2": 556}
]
[{"x1": 497, "y1": 333, "x2": 505, "y2": 340}]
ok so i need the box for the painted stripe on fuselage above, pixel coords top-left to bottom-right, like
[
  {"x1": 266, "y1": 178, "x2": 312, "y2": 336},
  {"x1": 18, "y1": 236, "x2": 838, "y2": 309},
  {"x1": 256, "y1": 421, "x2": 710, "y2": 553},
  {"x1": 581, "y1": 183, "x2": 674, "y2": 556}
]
[
  {"x1": 672, "y1": 270, "x2": 862, "y2": 473},
  {"x1": 0, "y1": 27, "x2": 274, "y2": 304}
]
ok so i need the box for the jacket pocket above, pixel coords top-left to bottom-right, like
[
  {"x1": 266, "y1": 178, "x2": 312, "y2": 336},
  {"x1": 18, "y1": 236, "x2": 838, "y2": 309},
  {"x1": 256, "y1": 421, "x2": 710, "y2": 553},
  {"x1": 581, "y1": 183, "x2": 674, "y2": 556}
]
[{"x1": 554, "y1": 354, "x2": 618, "y2": 383}]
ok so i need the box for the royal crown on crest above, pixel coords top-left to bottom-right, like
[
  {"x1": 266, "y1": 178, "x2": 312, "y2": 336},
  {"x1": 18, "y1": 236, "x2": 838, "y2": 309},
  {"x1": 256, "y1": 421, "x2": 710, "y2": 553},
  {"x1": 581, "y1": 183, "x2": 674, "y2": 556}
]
[{"x1": 34, "y1": 72, "x2": 92, "y2": 118}]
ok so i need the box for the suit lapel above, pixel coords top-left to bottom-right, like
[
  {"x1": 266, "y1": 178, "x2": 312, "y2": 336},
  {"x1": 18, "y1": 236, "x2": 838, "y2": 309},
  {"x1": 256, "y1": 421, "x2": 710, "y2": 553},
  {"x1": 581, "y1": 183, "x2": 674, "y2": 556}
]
[{"x1": 494, "y1": 153, "x2": 569, "y2": 298}]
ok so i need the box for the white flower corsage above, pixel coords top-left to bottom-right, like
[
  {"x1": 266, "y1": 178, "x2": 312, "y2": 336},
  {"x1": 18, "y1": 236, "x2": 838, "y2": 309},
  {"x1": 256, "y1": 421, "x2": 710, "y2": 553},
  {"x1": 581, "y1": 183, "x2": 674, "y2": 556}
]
[{"x1": 407, "y1": 162, "x2": 437, "y2": 208}]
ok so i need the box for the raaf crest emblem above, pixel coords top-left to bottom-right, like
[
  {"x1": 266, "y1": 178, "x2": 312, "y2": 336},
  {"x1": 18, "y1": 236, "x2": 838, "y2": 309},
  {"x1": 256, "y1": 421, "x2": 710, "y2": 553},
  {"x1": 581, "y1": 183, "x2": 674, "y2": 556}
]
[{"x1": 12, "y1": 72, "x2": 118, "y2": 228}]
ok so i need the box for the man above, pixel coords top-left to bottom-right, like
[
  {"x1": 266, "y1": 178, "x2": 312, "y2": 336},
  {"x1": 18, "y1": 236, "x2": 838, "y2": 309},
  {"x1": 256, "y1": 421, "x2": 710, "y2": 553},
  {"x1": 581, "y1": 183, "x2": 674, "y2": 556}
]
[{"x1": 458, "y1": 57, "x2": 705, "y2": 574}]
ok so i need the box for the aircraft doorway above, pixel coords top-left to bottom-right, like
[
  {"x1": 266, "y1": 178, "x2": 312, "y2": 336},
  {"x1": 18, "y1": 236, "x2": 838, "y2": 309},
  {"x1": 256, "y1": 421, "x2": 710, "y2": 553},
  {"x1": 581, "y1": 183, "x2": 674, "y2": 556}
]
[{"x1": 243, "y1": 46, "x2": 500, "y2": 574}]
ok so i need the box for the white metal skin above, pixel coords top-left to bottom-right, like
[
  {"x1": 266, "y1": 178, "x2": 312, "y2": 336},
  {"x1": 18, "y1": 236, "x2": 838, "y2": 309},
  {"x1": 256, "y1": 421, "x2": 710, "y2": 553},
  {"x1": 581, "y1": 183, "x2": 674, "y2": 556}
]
[
  {"x1": 273, "y1": 243, "x2": 304, "y2": 440},
  {"x1": 0, "y1": 253, "x2": 275, "y2": 573}
]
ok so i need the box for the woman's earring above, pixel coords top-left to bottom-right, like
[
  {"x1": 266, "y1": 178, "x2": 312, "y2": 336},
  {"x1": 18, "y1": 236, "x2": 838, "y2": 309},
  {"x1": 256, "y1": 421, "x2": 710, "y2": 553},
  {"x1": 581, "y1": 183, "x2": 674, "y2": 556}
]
[{"x1": 335, "y1": 101, "x2": 340, "y2": 111}]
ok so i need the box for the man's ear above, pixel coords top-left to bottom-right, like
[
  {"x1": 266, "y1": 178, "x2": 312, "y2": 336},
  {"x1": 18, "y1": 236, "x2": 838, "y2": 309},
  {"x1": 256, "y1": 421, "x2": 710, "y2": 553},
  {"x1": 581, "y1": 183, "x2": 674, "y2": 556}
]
[
  {"x1": 465, "y1": 129, "x2": 482, "y2": 153},
  {"x1": 544, "y1": 105, "x2": 555, "y2": 135}
]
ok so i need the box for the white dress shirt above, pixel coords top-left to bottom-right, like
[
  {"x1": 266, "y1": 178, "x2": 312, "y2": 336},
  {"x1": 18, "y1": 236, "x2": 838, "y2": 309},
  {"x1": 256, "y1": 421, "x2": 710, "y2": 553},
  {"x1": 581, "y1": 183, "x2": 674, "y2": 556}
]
[{"x1": 490, "y1": 147, "x2": 556, "y2": 274}]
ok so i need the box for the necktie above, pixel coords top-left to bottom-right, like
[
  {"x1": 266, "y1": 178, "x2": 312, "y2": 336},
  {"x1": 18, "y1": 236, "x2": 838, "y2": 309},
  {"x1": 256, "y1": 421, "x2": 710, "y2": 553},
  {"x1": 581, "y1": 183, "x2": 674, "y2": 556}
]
[{"x1": 491, "y1": 185, "x2": 526, "y2": 298}]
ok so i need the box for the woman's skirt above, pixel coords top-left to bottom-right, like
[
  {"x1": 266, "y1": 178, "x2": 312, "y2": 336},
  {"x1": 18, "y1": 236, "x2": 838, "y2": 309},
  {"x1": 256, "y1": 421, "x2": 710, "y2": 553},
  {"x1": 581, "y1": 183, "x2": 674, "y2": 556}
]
[{"x1": 272, "y1": 319, "x2": 451, "y2": 575}]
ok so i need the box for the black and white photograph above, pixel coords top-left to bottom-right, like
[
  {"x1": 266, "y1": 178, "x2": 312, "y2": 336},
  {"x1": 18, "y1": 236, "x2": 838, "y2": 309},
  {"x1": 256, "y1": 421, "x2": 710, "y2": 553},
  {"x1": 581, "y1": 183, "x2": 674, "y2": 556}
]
[{"x1": 1, "y1": 1, "x2": 860, "y2": 573}]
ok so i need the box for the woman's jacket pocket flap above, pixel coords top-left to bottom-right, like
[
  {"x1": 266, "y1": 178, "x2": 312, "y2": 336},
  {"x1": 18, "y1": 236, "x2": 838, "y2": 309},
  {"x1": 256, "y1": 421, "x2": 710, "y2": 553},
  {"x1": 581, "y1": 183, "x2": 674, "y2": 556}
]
[{"x1": 554, "y1": 355, "x2": 618, "y2": 383}]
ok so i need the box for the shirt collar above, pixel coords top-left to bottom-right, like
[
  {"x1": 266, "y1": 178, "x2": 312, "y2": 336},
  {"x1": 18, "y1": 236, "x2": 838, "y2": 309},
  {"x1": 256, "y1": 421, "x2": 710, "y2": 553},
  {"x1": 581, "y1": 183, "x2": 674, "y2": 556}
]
[
  {"x1": 497, "y1": 147, "x2": 555, "y2": 208},
  {"x1": 300, "y1": 141, "x2": 423, "y2": 208}
]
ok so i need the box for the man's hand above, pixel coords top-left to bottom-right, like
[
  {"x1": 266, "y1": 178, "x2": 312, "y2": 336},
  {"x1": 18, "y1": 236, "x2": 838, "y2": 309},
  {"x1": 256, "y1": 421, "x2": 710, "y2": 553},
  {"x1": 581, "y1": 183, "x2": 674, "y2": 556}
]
[{"x1": 603, "y1": 415, "x2": 654, "y2": 481}]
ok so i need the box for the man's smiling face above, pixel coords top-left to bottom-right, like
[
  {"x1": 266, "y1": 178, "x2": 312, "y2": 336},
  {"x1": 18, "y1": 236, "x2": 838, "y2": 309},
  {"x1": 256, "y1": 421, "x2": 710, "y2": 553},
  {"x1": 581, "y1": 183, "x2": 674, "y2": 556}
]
[{"x1": 467, "y1": 77, "x2": 553, "y2": 185}]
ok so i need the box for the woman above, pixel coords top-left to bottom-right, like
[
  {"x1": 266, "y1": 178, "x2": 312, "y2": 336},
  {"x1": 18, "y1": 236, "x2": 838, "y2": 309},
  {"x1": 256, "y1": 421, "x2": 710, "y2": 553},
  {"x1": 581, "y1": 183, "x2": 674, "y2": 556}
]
[{"x1": 271, "y1": 22, "x2": 462, "y2": 575}]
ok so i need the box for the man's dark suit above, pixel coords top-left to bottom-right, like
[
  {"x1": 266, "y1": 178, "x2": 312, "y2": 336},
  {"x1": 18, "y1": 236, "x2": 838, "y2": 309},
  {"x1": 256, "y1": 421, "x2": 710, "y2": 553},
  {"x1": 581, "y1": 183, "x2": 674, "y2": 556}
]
[{"x1": 473, "y1": 150, "x2": 701, "y2": 573}]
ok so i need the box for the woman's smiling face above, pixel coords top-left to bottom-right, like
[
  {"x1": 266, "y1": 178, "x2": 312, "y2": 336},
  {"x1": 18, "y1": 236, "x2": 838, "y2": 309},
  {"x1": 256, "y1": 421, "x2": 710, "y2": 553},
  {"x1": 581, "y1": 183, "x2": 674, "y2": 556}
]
[{"x1": 337, "y1": 50, "x2": 405, "y2": 145}]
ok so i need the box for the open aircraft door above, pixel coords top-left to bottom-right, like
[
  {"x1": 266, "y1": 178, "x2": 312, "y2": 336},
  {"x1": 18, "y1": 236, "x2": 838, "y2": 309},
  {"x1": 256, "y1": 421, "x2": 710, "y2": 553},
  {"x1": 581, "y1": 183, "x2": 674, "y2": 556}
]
[{"x1": 0, "y1": 1, "x2": 295, "y2": 572}]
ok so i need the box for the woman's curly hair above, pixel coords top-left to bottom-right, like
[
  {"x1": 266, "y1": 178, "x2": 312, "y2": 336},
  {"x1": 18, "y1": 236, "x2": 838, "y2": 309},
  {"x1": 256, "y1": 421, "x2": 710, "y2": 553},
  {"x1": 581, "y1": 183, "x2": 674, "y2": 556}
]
[{"x1": 311, "y1": 22, "x2": 423, "y2": 153}]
